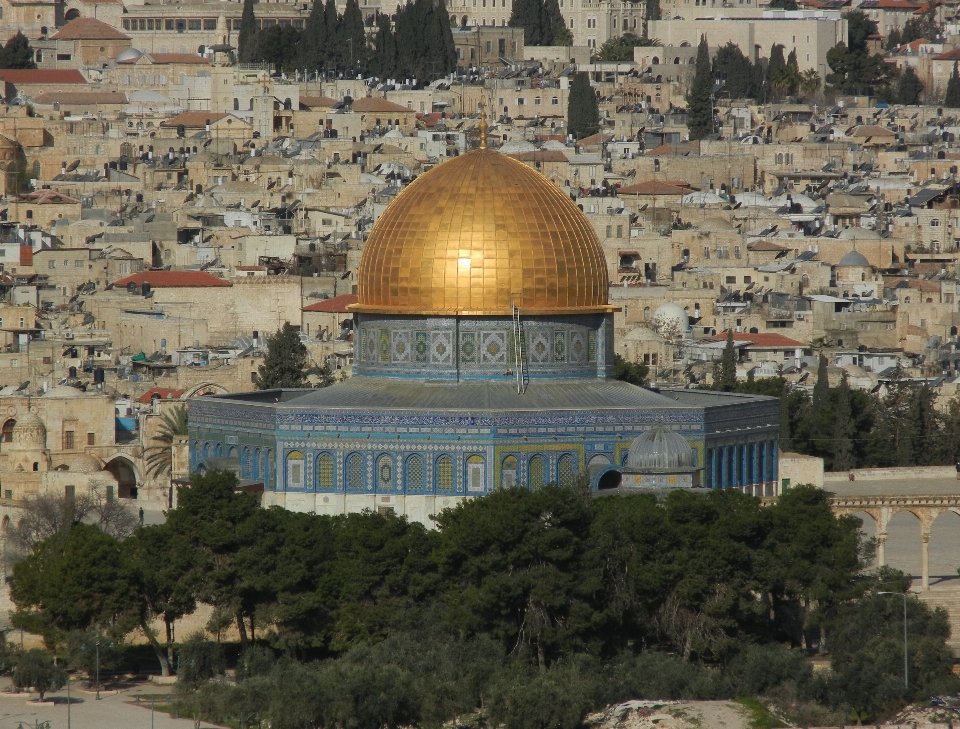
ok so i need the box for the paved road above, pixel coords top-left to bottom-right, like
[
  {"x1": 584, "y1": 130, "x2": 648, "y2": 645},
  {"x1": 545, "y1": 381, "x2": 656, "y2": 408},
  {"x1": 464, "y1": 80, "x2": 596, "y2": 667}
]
[
  {"x1": 0, "y1": 677, "x2": 220, "y2": 729},
  {"x1": 826, "y1": 477, "x2": 960, "y2": 587}
]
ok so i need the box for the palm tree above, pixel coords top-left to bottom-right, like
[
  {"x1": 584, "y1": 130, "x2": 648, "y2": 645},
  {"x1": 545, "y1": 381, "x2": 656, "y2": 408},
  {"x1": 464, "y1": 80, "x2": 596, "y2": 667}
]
[
  {"x1": 144, "y1": 405, "x2": 188, "y2": 477},
  {"x1": 799, "y1": 68, "x2": 822, "y2": 95}
]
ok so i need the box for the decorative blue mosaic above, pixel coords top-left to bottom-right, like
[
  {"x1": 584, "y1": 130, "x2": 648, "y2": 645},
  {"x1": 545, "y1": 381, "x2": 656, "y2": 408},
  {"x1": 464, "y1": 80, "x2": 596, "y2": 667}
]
[
  {"x1": 414, "y1": 331, "x2": 428, "y2": 363},
  {"x1": 460, "y1": 332, "x2": 478, "y2": 365},
  {"x1": 553, "y1": 331, "x2": 567, "y2": 363}
]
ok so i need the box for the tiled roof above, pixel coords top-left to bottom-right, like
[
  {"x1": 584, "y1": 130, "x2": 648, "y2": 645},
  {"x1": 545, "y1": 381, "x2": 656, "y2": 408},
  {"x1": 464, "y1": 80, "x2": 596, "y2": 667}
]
[
  {"x1": 19, "y1": 190, "x2": 81, "y2": 204},
  {"x1": 0, "y1": 69, "x2": 86, "y2": 85},
  {"x1": 302, "y1": 294, "x2": 358, "y2": 312},
  {"x1": 350, "y1": 97, "x2": 411, "y2": 113},
  {"x1": 136, "y1": 387, "x2": 185, "y2": 403},
  {"x1": 160, "y1": 111, "x2": 228, "y2": 128},
  {"x1": 299, "y1": 95, "x2": 337, "y2": 108},
  {"x1": 51, "y1": 17, "x2": 130, "y2": 40},
  {"x1": 712, "y1": 332, "x2": 806, "y2": 348},
  {"x1": 933, "y1": 48, "x2": 960, "y2": 60},
  {"x1": 114, "y1": 271, "x2": 232, "y2": 288}
]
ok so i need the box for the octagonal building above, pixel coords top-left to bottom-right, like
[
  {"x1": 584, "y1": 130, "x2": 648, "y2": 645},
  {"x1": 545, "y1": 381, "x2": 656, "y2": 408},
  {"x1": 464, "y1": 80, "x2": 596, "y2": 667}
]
[{"x1": 188, "y1": 144, "x2": 780, "y2": 524}]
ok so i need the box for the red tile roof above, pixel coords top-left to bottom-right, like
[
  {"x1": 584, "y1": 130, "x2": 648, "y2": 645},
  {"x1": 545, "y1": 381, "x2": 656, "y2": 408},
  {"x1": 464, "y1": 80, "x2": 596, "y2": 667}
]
[
  {"x1": 51, "y1": 17, "x2": 130, "y2": 40},
  {"x1": 136, "y1": 387, "x2": 185, "y2": 404},
  {"x1": 351, "y1": 97, "x2": 411, "y2": 113},
  {"x1": 300, "y1": 95, "x2": 337, "y2": 109},
  {"x1": 302, "y1": 293, "x2": 358, "y2": 312},
  {"x1": 19, "y1": 190, "x2": 81, "y2": 204},
  {"x1": 712, "y1": 332, "x2": 806, "y2": 348},
  {"x1": 114, "y1": 271, "x2": 232, "y2": 288},
  {"x1": 933, "y1": 48, "x2": 960, "y2": 60},
  {"x1": 0, "y1": 69, "x2": 86, "y2": 85},
  {"x1": 160, "y1": 111, "x2": 228, "y2": 128}
]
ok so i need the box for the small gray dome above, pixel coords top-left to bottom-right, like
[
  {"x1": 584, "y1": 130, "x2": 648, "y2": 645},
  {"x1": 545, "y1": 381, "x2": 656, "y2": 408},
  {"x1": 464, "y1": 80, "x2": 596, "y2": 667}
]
[
  {"x1": 115, "y1": 47, "x2": 144, "y2": 63},
  {"x1": 837, "y1": 250, "x2": 870, "y2": 267},
  {"x1": 627, "y1": 426, "x2": 695, "y2": 470}
]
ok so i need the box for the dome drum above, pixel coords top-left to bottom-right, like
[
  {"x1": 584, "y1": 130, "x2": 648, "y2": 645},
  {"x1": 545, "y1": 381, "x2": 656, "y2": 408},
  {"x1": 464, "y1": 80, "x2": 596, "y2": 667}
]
[
  {"x1": 617, "y1": 425, "x2": 702, "y2": 489},
  {"x1": 353, "y1": 313, "x2": 615, "y2": 380}
]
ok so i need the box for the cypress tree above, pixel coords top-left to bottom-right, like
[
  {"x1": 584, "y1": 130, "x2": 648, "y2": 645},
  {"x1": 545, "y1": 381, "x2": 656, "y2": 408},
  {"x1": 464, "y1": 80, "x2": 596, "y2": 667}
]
[
  {"x1": 340, "y1": 0, "x2": 367, "y2": 71},
  {"x1": 643, "y1": 0, "x2": 661, "y2": 38},
  {"x1": 812, "y1": 353, "x2": 829, "y2": 409},
  {"x1": 237, "y1": 0, "x2": 258, "y2": 63},
  {"x1": 764, "y1": 43, "x2": 786, "y2": 100},
  {"x1": 300, "y1": 0, "x2": 327, "y2": 72},
  {"x1": 257, "y1": 323, "x2": 309, "y2": 389},
  {"x1": 372, "y1": 13, "x2": 398, "y2": 79},
  {"x1": 896, "y1": 65, "x2": 924, "y2": 104},
  {"x1": 509, "y1": 0, "x2": 544, "y2": 46},
  {"x1": 0, "y1": 31, "x2": 36, "y2": 70},
  {"x1": 946, "y1": 62, "x2": 960, "y2": 108},
  {"x1": 713, "y1": 42, "x2": 755, "y2": 99},
  {"x1": 323, "y1": 0, "x2": 340, "y2": 68},
  {"x1": 833, "y1": 372, "x2": 856, "y2": 472},
  {"x1": 715, "y1": 329, "x2": 738, "y2": 392},
  {"x1": 686, "y1": 35, "x2": 714, "y2": 140},
  {"x1": 567, "y1": 72, "x2": 599, "y2": 140}
]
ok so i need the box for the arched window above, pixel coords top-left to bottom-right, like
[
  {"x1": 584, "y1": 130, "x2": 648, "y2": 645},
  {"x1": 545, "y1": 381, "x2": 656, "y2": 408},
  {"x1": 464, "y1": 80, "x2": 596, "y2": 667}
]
[
  {"x1": 436, "y1": 455, "x2": 454, "y2": 492},
  {"x1": 528, "y1": 455, "x2": 545, "y2": 490},
  {"x1": 377, "y1": 454, "x2": 394, "y2": 491},
  {"x1": 466, "y1": 454, "x2": 484, "y2": 492},
  {"x1": 202, "y1": 442, "x2": 210, "y2": 458},
  {"x1": 1, "y1": 419, "x2": 14, "y2": 443},
  {"x1": 233, "y1": 98, "x2": 239, "y2": 111},
  {"x1": 405, "y1": 454, "x2": 424, "y2": 492},
  {"x1": 501, "y1": 455, "x2": 518, "y2": 489},
  {"x1": 317, "y1": 453, "x2": 334, "y2": 489},
  {"x1": 345, "y1": 453, "x2": 364, "y2": 492},
  {"x1": 266, "y1": 449, "x2": 273, "y2": 487},
  {"x1": 253, "y1": 448, "x2": 261, "y2": 478},
  {"x1": 286, "y1": 450, "x2": 305, "y2": 489},
  {"x1": 241, "y1": 448, "x2": 250, "y2": 477},
  {"x1": 557, "y1": 454, "x2": 575, "y2": 488}
]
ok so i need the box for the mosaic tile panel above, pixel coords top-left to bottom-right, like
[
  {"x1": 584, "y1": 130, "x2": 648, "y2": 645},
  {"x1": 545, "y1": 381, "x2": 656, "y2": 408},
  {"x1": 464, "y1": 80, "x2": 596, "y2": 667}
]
[
  {"x1": 481, "y1": 331, "x2": 507, "y2": 364},
  {"x1": 431, "y1": 331, "x2": 453, "y2": 364},
  {"x1": 378, "y1": 330, "x2": 390, "y2": 363},
  {"x1": 413, "y1": 331, "x2": 428, "y2": 364},
  {"x1": 391, "y1": 330, "x2": 411, "y2": 363},
  {"x1": 553, "y1": 331, "x2": 567, "y2": 363},
  {"x1": 570, "y1": 331, "x2": 587, "y2": 364},
  {"x1": 529, "y1": 330, "x2": 551, "y2": 363},
  {"x1": 460, "y1": 332, "x2": 478, "y2": 365},
  {"x1": 588, "y1": 330, "x2": 597, "y2": 363}
]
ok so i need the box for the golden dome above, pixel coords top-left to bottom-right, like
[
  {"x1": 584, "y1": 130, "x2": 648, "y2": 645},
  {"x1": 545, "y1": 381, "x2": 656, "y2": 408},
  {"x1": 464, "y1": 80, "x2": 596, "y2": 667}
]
[{"x1": 352, "y1": 148, "x2": 613, "y2": 316}]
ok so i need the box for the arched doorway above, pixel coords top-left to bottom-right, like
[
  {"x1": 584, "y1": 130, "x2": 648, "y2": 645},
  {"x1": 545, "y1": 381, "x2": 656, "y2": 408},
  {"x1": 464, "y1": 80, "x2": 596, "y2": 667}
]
[
  {"x1": 105, "y1": 457, "x2": 138, "y2": 499},
  {"x1": 597, "y1": 470, "x2": 622, "y2": 490},
  {"x1": 930, "y1": 511, "x2": 960, "y2": 587},
  {"x1": 65, "y1": 7, "x2": 80, "y2": 20}
]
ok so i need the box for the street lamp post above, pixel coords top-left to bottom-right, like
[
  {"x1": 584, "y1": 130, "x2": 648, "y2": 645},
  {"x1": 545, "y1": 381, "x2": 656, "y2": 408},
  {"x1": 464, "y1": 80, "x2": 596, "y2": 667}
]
[
  {"x1": 95, "y1": 639, "x2": 101, "y2": 700},
  {"x1": 878, "y1": 591, "x2": 909, "y2": 689}
]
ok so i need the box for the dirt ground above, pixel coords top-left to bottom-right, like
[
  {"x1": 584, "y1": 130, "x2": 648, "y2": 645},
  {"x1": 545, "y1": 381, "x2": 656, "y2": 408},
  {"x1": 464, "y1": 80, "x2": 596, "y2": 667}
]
[{"x1": 586, "y1": 699, "x2": 754, "y2": 729}]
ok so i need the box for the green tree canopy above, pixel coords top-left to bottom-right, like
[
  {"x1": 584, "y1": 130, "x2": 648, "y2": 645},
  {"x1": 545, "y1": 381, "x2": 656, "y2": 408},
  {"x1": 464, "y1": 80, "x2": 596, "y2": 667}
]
[
  {"x1": 0, "y1": 31, "x2": 36, "y2": 70},
  {"x1": 713, "y1": 42, "x2": 756, "y2": 100},
  {"x1": 258, "y1": 322, "x2": 309, "y2": 389},
  {"x1": 13, "y1": 649, "x2": 65, "y2": 700},
  {"x1": 567, "y1": 72, "x2": 599, "y2": 140},
  {"x1": 237, "y1": 0, "x2": 258, "y2": 63},
  {"x1": 596, "y1": 34, "x2": 656, "y2": 61},
  {"x1": 895, "y1": 65, "x2": 924, "y2": 104},
  {"x1": 144, "y1": 404, "x2": 187, "y2": 478},
  {"x1": 946, "y1": 61, "x2": 960, "y2": 107}
]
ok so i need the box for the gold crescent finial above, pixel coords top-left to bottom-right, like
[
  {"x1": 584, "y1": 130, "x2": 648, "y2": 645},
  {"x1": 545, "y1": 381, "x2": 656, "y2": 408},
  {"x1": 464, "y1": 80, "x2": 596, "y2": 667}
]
[{"x1": 479, "y1": 96, "x2": 488, "y2": 149}]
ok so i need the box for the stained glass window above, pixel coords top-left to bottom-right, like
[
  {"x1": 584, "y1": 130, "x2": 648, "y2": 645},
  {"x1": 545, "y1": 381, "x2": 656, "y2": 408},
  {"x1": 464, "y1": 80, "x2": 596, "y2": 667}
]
[
  {"x1": 317, "y1": 453, "x2": 334, "y2": 489},
  {"x1": 557, "y1": 454, "x2": 575, "y2": 488},
  {"x1": 436, "y1": 455, "x2": 454, "y2": 492},
  {"x1": 346, "y1": 453, "x2": 364, "y2": 492},
  {"x1": 406, "y1": 455, "x2": 424, "y2": 492},
  {"x1": 529, "y1": 455, "x2": 545, "y2": 491}
]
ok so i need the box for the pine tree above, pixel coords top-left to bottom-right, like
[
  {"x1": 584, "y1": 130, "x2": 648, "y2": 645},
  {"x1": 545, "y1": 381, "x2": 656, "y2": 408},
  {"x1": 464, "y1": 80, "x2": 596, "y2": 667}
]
[
  {"x1": 812, "y1": 353, "x2": 829, "y2": 409},
  {"x1": 567, "y1": 72, "x2": 599, "y2": 140},
  {"x1": 714, "y1": 329, "x2": 738, "y2": 392},
  {"x1": 885, "y1": 28, "x2": 902, "y2": 50},
  {"x1": 0, "y1": 31, "x2": 36, "y2": 70},
  {"x1": 237, "y1": 0, "x2": 259, "y2": 63},
  {"x1": 713, "y1": 42, "x2": 755, "y2": 99},
  {"x1": 430, "y1": 0, "x2": 458, "y2": 77},
  {"x1": 947, "y1": 62, "x2": 960, "y2": 108},
  {"x1": 686, "y1": 35, "x2": 714, "y2": 140},
  {"x1": 257, "y1": 323, "x2": 309, "y2": 389},
  {"x1": 896, "y1": 65, "x2": 924, "y2": 105},
  {"x1": 833, "y1": 373, "x2": 856, "y2": 472}
]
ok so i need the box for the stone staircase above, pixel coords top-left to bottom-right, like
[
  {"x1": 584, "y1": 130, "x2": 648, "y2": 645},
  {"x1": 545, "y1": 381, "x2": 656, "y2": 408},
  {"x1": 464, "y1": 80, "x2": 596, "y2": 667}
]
[{"x1": 917, "y1": 584, "x2": 960, "y2": 655}]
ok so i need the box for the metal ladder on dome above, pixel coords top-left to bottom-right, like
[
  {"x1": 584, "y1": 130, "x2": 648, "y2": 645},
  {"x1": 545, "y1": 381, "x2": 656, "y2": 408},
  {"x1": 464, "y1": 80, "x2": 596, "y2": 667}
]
[{"x1": 512, "y1": 302, "x2": 527, "y2": 395}]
